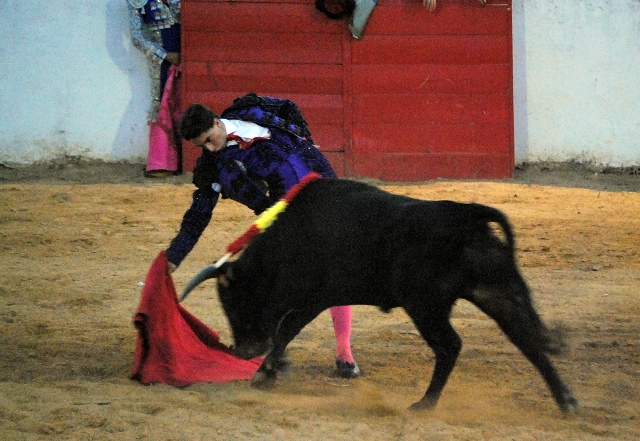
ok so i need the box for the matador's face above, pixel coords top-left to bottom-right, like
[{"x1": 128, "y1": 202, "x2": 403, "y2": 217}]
[{"x1": 191, "y1": 118, "x2": 228, "y2": 152}]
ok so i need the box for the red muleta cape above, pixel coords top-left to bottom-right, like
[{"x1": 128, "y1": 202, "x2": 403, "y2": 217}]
[{"x1": 130, "y1": 251, "x2": 261, "y2": 386}]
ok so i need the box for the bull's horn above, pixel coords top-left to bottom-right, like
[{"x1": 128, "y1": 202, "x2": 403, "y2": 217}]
[
  {"x1": 179, "y1": 265, "x2": 216, "y2": 302},
  {"x1": 179, "y1": 253, "x2": 232, "y2": 302}
]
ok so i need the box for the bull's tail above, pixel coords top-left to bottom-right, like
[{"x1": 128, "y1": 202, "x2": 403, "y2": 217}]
[
  {"x1": 470, "y1": 203, "x2": 515, "y2": 251},
  {"x1": 467, "y1": 204, "x2": 561, "y2": 355}
]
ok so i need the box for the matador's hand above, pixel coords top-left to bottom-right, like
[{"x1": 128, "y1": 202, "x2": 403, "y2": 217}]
[{"x1": 165, "y1": 52, "x2": 181, "y2": 66}]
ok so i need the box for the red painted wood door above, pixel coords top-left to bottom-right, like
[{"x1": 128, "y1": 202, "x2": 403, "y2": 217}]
[{"x1": 182, "y1": 0, "x2": 513, "y2": 181}]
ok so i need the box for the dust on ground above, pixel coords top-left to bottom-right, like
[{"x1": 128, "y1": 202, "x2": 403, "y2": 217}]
[{"x1": 0, "y1": 160, "x2": 639, "y2": 440}]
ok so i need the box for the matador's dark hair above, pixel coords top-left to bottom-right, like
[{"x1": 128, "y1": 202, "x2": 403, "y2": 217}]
[
  {"x1": 314, "y1": 0, "x2": 355, "y2": 19},
  {"x1": 179, "y1": 104, "x2": 219, "y2": 140}
]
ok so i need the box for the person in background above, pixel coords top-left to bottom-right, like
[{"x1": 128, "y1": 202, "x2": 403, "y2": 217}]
[
  {"x1": 127, "y1": 0, "x2": 182, "y2": 178},
  {"x1": 166, "y1": 94, "x2": 361, "y2": 378}
]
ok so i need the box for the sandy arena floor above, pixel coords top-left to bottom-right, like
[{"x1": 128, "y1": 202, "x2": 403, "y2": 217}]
[{"x1": 0, "y1": 161, "x2": 638, "y2": 440}]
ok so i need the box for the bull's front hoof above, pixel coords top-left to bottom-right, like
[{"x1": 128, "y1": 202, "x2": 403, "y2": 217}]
[
  {"x1": 250, "y1": 370, "x2": 277, "y2": 389},
  {"x1": 408, "y1": 398, "x2": 437, "y2": 411}
]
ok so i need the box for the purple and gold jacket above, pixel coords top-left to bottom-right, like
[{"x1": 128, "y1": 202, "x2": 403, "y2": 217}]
[{"x1": 165, "y1": 96, "x2": 337, "y2": 266}]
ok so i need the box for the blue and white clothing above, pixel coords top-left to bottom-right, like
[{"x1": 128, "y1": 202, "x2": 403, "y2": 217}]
[{"x1": 127, "y1": 0, "x2": 181, "y2": 121}]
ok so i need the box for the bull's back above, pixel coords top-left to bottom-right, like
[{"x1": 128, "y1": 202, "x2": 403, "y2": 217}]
[
  {"x1": 240, "y1": 179, "x2": 510, "y2": 306},
  {"x1": 239, "y1": 179, "x2": 407, "y2": 302},
  {"x1": 280, "y1": 179, "x2": 410, "y2": 254}
]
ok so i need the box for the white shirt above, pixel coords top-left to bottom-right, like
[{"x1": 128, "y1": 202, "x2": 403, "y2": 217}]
[{"x1": 220, "y1": 119, "x2": 271, "y2": 149}]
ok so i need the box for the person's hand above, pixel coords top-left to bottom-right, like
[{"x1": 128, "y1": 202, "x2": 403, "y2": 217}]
[
  {"x1": 167, "y1": 262, "x2": 178, "y2": 275},
  {"x1": 423, "y1": 0, "x2": 436, "y2": 12},
  {"x1": 165, "y1": 52, "x2": 181, "y2": 66}
]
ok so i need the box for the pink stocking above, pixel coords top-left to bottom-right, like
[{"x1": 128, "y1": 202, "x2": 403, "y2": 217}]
[{"x1": 330, "y1": 305, "x2": 354, "y2": 363}]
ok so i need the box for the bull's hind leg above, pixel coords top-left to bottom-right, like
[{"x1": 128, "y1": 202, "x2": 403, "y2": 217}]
[
  {"x1": 514, "y1": 340, "x2": 578, "y2": 412},
  {"x1": 471, "y1": 279, "x2": 578, "y2": 412},
  {"x1": 406, "y1": 312, "x2": 462, "y2": 410},
  {"x1": 485, "y1": 311, "x2": 578, "y2": 412}
]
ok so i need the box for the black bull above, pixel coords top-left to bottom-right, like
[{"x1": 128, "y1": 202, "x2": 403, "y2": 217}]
[{"x1": 183, "y1": 178, "x2": 578, "y2": 412}]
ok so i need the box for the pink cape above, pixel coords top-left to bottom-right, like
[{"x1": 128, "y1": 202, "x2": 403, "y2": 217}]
[
  {"x1": 130, "y1": 251, "x2": 262, "y2": 386},
  {"x1": 146, "y1": 65, "x2": 181, "y2": 172}
]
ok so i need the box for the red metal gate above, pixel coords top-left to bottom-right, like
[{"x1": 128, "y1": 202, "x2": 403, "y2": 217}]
[{"x1": 182, "y1": 0, "x2": 513, "y2": 181}]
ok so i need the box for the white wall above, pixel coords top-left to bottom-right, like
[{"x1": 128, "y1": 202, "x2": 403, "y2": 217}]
[
  {"x1": 1, "y1": 0, "x2": 639, "y2": 167},
  {"x1": 0, "y1": 1, "x2": 150, "y2": 164},
  {"x1": 513, "y1": 0, "x2": 640, "y2": 165}
]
